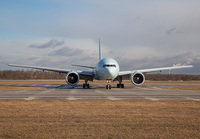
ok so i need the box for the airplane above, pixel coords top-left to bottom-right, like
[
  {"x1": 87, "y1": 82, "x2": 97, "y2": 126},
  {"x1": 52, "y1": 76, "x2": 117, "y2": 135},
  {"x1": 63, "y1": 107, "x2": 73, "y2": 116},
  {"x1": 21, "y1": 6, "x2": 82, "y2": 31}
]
[{"x1": 8, "y1": 39, "x2": 193, "y2": 89}]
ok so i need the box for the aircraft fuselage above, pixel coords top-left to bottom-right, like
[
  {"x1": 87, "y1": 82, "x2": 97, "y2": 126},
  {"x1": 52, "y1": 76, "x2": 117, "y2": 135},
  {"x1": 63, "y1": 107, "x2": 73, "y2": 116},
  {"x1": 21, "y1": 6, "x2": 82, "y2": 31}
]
[{"x1": 95, "y1": 58, "x2": 119, "y2": 80}]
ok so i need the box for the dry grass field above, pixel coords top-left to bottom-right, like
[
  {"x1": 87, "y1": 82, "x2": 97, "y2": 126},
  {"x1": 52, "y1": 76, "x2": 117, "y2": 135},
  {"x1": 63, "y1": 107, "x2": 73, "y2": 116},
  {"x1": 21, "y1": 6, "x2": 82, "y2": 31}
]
[
  {"x1": 0, "y1": 80, "x2": 66, "y2": 85},
  {"x1": 0, "y1": 86, "x2": 46, "y2": 91},
  {"x1": 0, "y1": 100, "x2": 199, "y2": 138},
  {"x1": 0, "y1": 80, "x2": 200, "y2": 138},
  {"x1": 166, "y1": 86, "x2": 200, "y2": 91}
]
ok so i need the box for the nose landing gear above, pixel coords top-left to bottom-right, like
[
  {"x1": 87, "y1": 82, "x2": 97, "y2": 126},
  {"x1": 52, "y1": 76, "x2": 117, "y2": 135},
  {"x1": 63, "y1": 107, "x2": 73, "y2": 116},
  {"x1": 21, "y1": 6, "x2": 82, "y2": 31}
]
[{"x1": 106, "y1": 80, "x2": 111, "y2": 89}]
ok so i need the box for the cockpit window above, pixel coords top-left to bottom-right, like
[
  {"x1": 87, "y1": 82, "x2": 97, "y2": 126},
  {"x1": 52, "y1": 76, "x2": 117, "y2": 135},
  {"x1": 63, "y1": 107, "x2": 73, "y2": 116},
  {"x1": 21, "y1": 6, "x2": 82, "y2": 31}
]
[{"x1": 103, "y1": 64, "x2": 116, "y2": 67}]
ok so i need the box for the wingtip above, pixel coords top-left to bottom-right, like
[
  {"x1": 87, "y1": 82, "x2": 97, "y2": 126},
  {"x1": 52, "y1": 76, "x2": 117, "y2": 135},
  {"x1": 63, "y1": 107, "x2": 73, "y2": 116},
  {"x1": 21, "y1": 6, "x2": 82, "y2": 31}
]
[
  {"x1": 7, "y1": 64, "x2": 16, "y2": 67},
  {"x1": 173, "y1": 64, "x2": 193, "y2": 68}
]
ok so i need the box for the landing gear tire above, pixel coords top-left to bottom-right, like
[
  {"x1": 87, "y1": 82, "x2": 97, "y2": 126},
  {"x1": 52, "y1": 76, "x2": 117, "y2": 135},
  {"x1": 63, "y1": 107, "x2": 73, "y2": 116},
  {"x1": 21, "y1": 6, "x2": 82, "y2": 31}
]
[
  {"x1": 83, "y1": 83, "x2": 90, "y2": 89},
  {"x1": 106, "y1": 84, "x2": 111, "y2": 90},
  {"x1": 117, "y1": 84, "x2": 124, "y2": 88}
]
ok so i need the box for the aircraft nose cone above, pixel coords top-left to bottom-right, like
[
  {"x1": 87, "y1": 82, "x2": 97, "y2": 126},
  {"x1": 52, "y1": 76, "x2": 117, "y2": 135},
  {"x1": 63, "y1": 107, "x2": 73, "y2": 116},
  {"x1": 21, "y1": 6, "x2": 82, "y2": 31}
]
[{"x1": 106, "y1": 68, "x2": 117, "y2": 80}]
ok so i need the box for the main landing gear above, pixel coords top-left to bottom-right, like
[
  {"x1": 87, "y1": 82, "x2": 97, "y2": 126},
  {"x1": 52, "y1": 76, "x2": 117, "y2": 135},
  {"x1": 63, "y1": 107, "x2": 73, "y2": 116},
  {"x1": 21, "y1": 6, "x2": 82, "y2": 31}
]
[
  {"x1": 117, "y1": 76, "x2": 124, "y2": 88},
  {"x1": 83, "y1": 83, "x2": 89, "y2": 88},
  {"x1": 83, "y1": 80, "x2": 90, "y2": 89},
  {"x1": 106, "y1": 80, "x2": 111, "y2": 90},
  {"x1": 117, "y1": 83, "x2": 124, "y2": 88}
]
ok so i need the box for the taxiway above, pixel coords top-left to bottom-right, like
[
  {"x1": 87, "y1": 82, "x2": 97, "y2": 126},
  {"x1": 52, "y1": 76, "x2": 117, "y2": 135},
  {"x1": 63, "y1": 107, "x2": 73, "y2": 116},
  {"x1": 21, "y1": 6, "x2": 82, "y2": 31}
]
[{"x1": 0, "y1": 83, "x2": 200, "y2": 100}]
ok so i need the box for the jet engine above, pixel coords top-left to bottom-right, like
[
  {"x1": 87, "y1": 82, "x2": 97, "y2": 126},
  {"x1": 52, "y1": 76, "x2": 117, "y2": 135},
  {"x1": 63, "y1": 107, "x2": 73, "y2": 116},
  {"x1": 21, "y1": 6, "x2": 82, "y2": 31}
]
[
  {"x1": 131, "y1": 72, "x2": 145, "y2": 85},
  {"x1": 65, "y1": 71, "x2": 80, "y2": 86}
]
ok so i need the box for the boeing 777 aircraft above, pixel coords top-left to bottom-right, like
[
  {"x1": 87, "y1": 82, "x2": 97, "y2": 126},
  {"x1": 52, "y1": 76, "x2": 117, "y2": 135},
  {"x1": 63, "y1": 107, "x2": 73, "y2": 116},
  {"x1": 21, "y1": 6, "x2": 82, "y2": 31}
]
[{"x1": 8, "y1": 39, "x2": 193, "y2": 89}]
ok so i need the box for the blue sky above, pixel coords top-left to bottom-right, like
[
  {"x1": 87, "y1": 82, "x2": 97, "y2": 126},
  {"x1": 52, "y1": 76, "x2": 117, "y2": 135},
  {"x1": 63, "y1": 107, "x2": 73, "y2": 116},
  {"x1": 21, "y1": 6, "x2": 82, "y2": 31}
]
[{"x1": 0, "y1": 0, "x2": 200, "y2": 74}]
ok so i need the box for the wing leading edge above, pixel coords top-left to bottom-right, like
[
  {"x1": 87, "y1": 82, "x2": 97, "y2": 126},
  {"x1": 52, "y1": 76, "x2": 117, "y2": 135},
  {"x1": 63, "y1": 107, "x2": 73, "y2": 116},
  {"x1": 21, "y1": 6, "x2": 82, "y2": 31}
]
[
  {"x1": 118, "y1": 65, "x2": 193, "y2": 76},
  {"x1": 8, "y1": 64, "x2": 94, "y2": 76}
]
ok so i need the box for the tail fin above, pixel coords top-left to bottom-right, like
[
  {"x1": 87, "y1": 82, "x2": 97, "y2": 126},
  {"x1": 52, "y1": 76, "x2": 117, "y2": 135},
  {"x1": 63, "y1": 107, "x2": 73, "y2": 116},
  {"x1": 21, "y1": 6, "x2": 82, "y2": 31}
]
[{"x1": 99, "y1": 38, "x2": 101, "y2": 61}]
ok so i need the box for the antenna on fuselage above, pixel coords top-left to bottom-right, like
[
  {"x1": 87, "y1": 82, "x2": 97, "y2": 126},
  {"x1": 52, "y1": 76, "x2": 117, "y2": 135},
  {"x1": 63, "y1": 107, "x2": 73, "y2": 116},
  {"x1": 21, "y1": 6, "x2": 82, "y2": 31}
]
[{"x1": 99, "y1": 38, "x2": 101, "y2": 61}]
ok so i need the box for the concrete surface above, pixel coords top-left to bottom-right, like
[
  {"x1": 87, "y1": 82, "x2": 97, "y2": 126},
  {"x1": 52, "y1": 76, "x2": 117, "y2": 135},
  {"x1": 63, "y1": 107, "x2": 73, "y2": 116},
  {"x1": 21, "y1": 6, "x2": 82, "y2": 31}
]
[{"x1": 0, "y1": 84, "x2": 200, "y2": 100}]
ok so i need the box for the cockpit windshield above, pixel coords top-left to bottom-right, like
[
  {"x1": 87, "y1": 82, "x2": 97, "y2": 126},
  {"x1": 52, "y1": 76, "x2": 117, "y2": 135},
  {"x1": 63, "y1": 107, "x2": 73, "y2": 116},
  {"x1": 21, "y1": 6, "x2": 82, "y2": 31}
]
[{"x1": 103, "y1": 64, "x2": 116, "y2": 67}]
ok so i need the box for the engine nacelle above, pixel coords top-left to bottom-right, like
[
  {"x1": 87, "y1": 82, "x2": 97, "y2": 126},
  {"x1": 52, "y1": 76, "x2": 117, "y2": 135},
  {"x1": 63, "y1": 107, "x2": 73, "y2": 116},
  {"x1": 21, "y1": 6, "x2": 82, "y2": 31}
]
[
  {"x1": 65, "y1": 71, "x2": 80, "y2": 86},
  {"x1": 131, "y1": 72, "x2": 145, "y2": 85}
]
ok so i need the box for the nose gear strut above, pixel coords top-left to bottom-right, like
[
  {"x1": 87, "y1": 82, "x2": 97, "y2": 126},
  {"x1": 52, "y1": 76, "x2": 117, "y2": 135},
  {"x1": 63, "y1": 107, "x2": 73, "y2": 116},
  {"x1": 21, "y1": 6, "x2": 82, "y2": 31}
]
[{"x1": 106, "y1": 80, "x2": 111, "y2": 89}]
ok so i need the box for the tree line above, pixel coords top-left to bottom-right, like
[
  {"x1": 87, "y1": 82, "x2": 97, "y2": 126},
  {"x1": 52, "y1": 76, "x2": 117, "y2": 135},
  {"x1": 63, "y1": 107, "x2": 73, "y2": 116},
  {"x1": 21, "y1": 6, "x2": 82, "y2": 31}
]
[
  {"x1": 0, "y1": 70, "x2": 200, "y2": 81},
  {"x1": 0, "y1": 70, "x2": 65, "y2": 80},
  {"x1": 144, "y1": 73, "x2": 200, "y2": 81}
]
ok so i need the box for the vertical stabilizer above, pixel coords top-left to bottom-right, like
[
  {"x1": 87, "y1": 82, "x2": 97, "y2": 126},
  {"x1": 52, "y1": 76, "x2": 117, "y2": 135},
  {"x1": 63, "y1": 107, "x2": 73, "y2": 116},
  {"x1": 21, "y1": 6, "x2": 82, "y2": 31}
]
[{"x1": 99, "y1": 38, "x2": 101, "y2": 61}]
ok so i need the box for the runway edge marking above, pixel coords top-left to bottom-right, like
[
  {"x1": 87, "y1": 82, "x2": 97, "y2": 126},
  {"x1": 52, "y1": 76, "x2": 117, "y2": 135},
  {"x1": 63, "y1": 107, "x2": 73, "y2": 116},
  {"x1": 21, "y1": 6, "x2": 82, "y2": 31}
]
[
  {"x1": 185, "y1": 97, "x2": 200, "y2": 101},
  {"x1": 144, "y1": 97, "x2": 159, "y2": 101},
  {"x1": 107, "y1": 96, "x2": 121, "y2": 100},
  {"x1": 24, "y1": 96, "x2": 36, "y2": 100},
  {"x1": 67, "y1": 97, "x2": 78, "y2": 100}
]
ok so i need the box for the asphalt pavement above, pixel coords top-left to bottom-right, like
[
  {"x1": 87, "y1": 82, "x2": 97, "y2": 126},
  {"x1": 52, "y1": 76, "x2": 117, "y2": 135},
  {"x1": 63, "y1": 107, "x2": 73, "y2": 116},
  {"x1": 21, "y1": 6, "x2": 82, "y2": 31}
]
[{"x1": 0, "y1": 84, "x2": 200, "y2": 100}]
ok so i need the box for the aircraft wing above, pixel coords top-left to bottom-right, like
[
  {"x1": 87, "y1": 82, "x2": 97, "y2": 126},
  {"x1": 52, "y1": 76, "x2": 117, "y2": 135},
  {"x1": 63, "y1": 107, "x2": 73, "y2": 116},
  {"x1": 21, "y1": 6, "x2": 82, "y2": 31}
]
[
  {"x1": 8, "y1": 64, "x2": 94, "y2": 76},
  {"x1": 118, "y1": 65, "x2": 193, "y2": 76}
]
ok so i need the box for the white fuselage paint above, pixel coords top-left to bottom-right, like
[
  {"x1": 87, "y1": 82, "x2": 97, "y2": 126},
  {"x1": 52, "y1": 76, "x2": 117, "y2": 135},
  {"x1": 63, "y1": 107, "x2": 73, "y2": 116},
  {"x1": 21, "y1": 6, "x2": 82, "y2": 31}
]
[{"x1": 94, "y1": 58, "x2": 119, "y2": 80}]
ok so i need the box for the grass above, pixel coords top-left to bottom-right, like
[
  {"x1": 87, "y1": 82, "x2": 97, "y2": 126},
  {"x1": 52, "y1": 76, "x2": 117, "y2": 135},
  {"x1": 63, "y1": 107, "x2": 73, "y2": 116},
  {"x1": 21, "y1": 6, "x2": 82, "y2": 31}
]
[
  {"x1": 0, "y1": 80, "x2": 66, "y2": 85},
  {"x1": 0, "y1": 100, "x2": 199, "y2": 138},
  {"x1": 166, "y1": 86, "x2": 200, "y2": 90},
  {"x1": 0, "y1": 86, "x2": 46, "y2": 90}
]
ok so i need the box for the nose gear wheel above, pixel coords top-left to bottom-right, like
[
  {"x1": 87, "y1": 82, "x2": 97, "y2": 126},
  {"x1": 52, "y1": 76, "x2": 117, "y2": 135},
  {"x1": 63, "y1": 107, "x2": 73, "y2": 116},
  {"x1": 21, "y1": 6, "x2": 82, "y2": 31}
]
[{"x1": 106, "y1": 80, "x2": 111, "y2": 89}]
